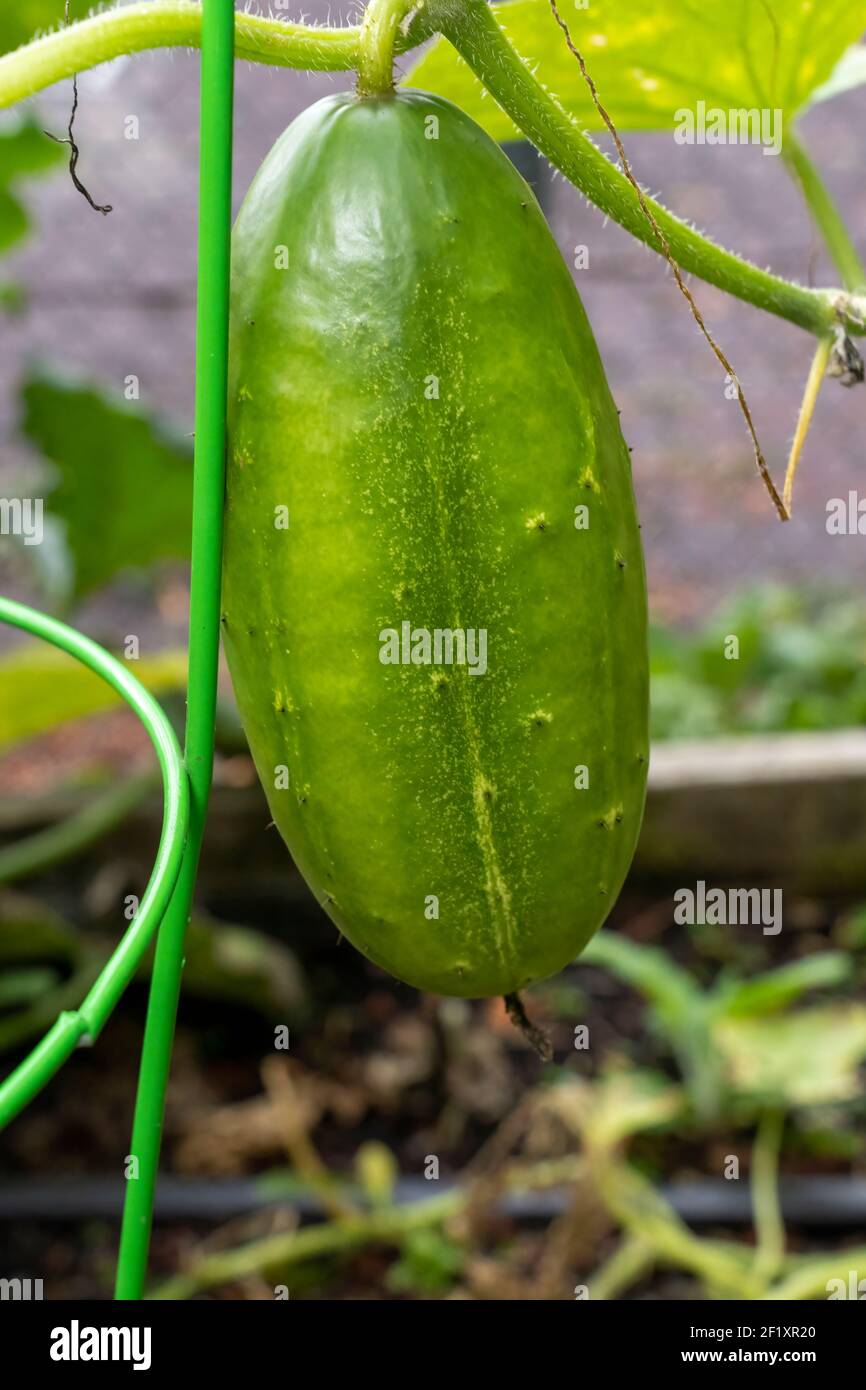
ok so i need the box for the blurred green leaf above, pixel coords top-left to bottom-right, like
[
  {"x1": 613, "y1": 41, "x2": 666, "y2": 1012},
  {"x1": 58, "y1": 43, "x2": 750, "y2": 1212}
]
[
  {"x1": 21, "y1": 368, "x2": 193, "y2": 599},
  {"x1": 386, "y1": 1228, "x2": 465, "y2": 1294},
  {"x1": 0, "y1": 281, "x2": 26, "y2": 313},
  {"x1": 649, "y1": 672, "x2": 726, "y2": 741},
  {"x1": 0, "y1": 905, "x2": 305, "y2": 1055},
  {"x1": 0, "y1": 894, "x2": 103, "y2": 1052},
  {"x1": 582, "y1": 931, "x2": 703, "y2": 1023},
  {"x1": 558, "y1": 1067, "x2": 684, "y2": 1149},
  {"x1": 582, "y1": 933, "x2": 721, "y2": 1122},
  {"x1": 0, "y1": 117, "x2": 65, "y2": 188},
  {"x1": 0, "y1": 771, "x2": 156, "y2": 885},
  {"x1": 0, "y1": 116, "x2": 64, "y2": 289},
  {"x1": 177, "y1": 916, "x2": 307, "y2": 1021},
  {"x1": 0, "y1": 1, "x2": 70, "y2": 55},
  {"x1": 715, "y1": 954, "x2": 853, "y2": 1019},
  {"x1": 715, "y1": 1007, "x2": 866, "y2": 1107},
  {"x1": 788, "y1": 1123, "x2": 863, "y2": 1162},
  {"x1": 584, "y1": 931, "x2": 859, "y2": 1122},
  {"x1": 651, "y1": 586, "x2": 866, "y2": 740},
  {"x1": 407, "y1": 0, "x2": 866, "y2": 141},
  {"x1": 0, "y1": 643, "x2": 186, "y2": 747}
]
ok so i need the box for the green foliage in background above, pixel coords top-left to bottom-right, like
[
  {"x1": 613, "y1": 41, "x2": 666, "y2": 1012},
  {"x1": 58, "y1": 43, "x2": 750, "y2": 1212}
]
[
  {"x1": 408, "y1": 0, "x2": 866, "y2": 142},
  {"x1": 0, "y1": 116, "x2": 64, "y2": 304},
  {"x1": 0, "y1": 891, "x2": 307, "y2": 1055},
  {"x1": 0, "y1": 117, "x2": 64, "y2": 258},
  {"x1": 21, "y1": 369, "x2": 193, "y2": 600},
  {"x1": 581, "y1": 931, "x2": 862, "y2": 1122},
  {"x1": 3, "y1": 579, "x2": 864, "y2": 752},
  {"x1": 148, "y1": 920, "x2": 866, "y2": 1301},
  {"x1": 386, "y1": 1228, "x2": 466, "y2": 1294},
  {"x1": 0, "y1": 644, "x2": 186, "y2": 747},
  {"x1": 0, "y1": 1, "x2": 68, "y2": 56},
  {"x1": 650, "y1": 587, "x2": 866, "y2": 741}
]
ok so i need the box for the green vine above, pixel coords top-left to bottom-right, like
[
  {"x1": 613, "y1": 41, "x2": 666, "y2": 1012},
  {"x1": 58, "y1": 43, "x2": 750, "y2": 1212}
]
[{"x1": 0, "y1": 4, "x2": 352, "y2": 103}]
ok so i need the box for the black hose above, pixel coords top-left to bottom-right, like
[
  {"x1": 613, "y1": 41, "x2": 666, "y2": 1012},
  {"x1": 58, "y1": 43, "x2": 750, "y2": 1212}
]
[{"x1": 0, "y1": 1174, "x2": 864, "y2": 1228}]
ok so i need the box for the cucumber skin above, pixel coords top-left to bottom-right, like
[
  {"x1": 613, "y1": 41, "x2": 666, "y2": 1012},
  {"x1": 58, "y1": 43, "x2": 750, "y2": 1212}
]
[{"x1": 222, "y1": 90, "x2": 649, "y2": 999}]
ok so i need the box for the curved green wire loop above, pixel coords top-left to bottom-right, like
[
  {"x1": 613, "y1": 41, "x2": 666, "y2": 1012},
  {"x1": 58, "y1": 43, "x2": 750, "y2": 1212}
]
[{"x1": 0, "y1": 596, "x2": 189, "y2": 1128}]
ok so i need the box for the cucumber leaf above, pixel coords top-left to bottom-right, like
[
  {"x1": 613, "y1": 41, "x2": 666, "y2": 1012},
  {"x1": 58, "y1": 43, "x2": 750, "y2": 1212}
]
[{"x1": 406, "y1": 0, "x2": 866, "y2": 141}]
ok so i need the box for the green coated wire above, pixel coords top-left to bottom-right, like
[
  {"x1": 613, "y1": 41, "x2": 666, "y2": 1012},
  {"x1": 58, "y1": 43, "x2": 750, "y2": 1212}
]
[
  {"x1": 0, "y1": 597, "x2": 190, "y2": 1126},
  {"x1": 114, "y1": 0, "x2": 235, "y2": 1299}
]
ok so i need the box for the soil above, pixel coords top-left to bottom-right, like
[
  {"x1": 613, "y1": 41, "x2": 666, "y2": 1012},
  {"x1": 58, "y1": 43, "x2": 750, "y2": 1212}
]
[{"x1": 1, "y1": 768, "x2": 863, "y2": 1300}]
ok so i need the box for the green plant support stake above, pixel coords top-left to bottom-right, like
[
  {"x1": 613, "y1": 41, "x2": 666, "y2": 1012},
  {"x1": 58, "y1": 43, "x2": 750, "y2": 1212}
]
[{"x1": 114, "y1": 0, "x2": 235, "y2": 1299}]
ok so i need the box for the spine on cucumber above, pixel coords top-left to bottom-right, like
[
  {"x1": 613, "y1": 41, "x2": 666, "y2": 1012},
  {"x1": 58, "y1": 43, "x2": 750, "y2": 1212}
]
[{"x1": 222, "y1": 89, "x2": 649, "y2": 999}]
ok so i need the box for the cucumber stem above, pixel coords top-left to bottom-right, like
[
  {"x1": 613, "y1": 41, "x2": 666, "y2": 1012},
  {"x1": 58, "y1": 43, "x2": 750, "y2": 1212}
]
[
  {"x1": 357, "y1": 0, "x2": 419, "y2": 97},
  {"x1": 504, "y1": 992, "x2": 553, "y2": 1062}
]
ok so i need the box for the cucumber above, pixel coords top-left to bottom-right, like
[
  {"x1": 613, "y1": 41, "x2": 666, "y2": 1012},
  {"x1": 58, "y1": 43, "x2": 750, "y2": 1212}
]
[{"x1": 222, "y1": 90, "x2": 648, "y2": 999}]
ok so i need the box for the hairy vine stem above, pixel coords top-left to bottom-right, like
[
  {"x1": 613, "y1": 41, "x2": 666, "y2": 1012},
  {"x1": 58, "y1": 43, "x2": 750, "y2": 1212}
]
[
  {"x1": 0, "y1": 0, "x2": 863, "y2": 344},
  {"x1": 0, "y1": 3, "x2": 359, "y2": 101},
  {"x1": 358, "y1": 0, "x2": 419, "y2": 97}
]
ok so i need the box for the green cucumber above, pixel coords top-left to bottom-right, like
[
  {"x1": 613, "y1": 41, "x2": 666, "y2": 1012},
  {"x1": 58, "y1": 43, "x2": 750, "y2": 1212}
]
[{"x1": 222, "y1": 89, "x2": 648, "y2": 999}]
